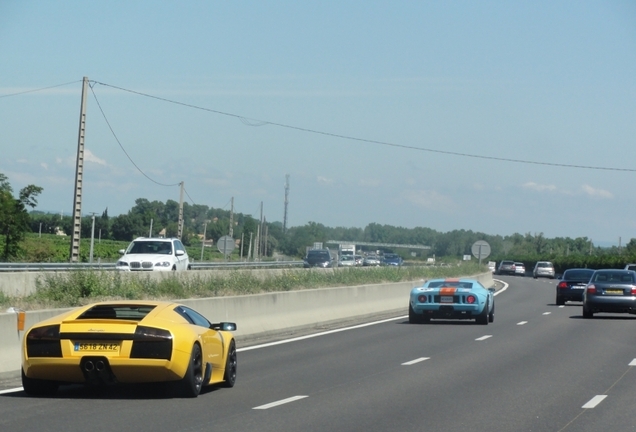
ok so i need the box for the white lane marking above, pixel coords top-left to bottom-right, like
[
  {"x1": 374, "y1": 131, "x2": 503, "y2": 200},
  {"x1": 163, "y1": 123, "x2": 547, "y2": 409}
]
[
  {"x1": 629, "y1": 359, "x2": 636, "y2": 366},
  {"x1": 492, "y1": 280, "x2": 508, "y2": 296},
  {"x1": 543, "y1": 312, "x2": 551, "y2": 315},
  {"x1": 517, "y1": 321, "x2": 528, "y2": 325},
  {"x1": 559, "y1": 305, "x2": 565, "y2": 308},
  {"x1": 475, "y1": 335, "x2": 492, "y2": 341},
  {"x1": 402, "y1": 357, "x2": 430, "y2": 366},
  {"x1": 0, "y1": 387, "x2": 22, "y2": 395},
  {"x1": 238, "y1": 316, "x2": 406, "y2": 352},
  {"x1": 253, "y1": 395, "x2": 308, "y2": 410},
  {"x1": 582, "y1": 395, "x2": 607, "y2": 409}
]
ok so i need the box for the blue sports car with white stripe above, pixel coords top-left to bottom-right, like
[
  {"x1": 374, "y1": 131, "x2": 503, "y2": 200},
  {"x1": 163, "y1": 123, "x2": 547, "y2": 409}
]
[{"x1": 409, "y1": 278, "x2": 495, "y2": 324}]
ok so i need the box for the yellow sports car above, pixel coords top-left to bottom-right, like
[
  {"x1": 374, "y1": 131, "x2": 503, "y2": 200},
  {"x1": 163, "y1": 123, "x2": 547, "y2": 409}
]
[{"x1": 21, "y1": 300, "x2": 237, "y2": 397}]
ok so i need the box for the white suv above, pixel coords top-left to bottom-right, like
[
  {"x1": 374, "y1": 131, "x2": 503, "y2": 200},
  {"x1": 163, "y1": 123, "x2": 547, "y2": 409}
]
[{"x1": 116, "y1": 237, "x2": 190, "y2": 271}]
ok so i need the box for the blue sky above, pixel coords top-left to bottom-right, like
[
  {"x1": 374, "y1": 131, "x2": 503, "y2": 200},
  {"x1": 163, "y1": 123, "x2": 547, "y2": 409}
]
[{"x1": 1, "y1": 1, "x2": 635, "y2": 245}]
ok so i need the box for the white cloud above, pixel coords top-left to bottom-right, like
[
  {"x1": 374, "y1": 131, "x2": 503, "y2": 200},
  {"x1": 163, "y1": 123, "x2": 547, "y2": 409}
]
[
  {"x1": 40, "y1": 163, "x2": 48, "y2": 170},
  {"x1": 84, "y1": 149, "x2": 107, "y2": 166},
  {"x1": 522, "y1": 182, "x2": 557, "y2": 192},
  {"x1": 317, "y1": 176, "x2": 334, "y2": 185},
  {"x1": 581, "y1": 184, "x2": 613, "y2": 199}
]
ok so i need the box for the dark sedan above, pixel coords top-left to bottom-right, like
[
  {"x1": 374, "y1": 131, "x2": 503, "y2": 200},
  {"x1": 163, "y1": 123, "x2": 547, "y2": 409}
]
[
  {"x1": 383, "y1": 253, "x2": 403, "y2": 266},
  {"x1": 497, "y1": 260, "x2": 516, "y2": 275},
  {"x1": 556, "y1": 268, "x2": 594, "y2": 305},
  {"x1": 582, "y1": 269, "x2": 636, "y2": 318}
]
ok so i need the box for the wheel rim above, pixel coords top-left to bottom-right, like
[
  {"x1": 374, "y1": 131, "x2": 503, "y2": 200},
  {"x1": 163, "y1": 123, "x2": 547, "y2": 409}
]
[
  {"x1": 227, "y1": 346, "x2": 237, "y2": 382},
  {"x1": 193, "y1": 347, "x2": 203, "y2": 391}
]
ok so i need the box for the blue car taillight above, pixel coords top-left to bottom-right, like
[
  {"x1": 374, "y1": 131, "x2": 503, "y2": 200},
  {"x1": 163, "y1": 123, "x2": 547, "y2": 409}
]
[
  {"x1": 26, "y1": 324, "x2": 62, "y2": 358},
  {"x1": 130, "y1": 326, "x2": 173, "y2": 360},
  {"x1": 417, "y1": 295, "x2": 427, "y2": 303}
]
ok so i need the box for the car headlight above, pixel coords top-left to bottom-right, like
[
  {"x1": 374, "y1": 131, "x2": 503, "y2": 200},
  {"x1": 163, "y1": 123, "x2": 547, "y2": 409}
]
[
  {"x1": 154, "y1": 261, "x2": 171, "y2": 268},
  {"x1": 116, "y1": 261, "x2": 129, "y2": 267}
]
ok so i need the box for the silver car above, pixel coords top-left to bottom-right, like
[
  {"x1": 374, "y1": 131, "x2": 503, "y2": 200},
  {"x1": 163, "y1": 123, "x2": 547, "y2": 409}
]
[
  {"x1": 533, "y1": 261, "x2": 555, "y2": 279},
  {"x1": 339, "y1": 255, "x2": 356, "y2": 267},
  {"x1": 363, "y1": 255, "x2": 382, "y2": 266}
]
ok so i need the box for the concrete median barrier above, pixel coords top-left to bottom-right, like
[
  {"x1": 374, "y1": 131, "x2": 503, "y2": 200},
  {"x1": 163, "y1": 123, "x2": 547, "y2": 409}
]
[{"x1": 0, "y1": 272, "x2": 493, "y2": 374}]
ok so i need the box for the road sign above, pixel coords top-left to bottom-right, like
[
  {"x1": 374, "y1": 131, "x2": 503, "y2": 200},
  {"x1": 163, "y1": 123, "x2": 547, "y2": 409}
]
[
  {"x1": 217, "y1": 235, "x2": 235, "y2": 257},
  {"x1": 471, "y1": 240, "x2": 491, "y2": 264}
]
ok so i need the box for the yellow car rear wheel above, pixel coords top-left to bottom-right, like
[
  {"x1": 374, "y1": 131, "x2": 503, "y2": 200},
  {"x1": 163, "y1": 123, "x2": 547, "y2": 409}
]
[
  {"x1": 22, "y1": 368, "x2": 59, "y2": 396},
  {"x1": 222, "y1": 340, "x2": 237, "y2": 388},
  {"x1": 177, "y1": 343, "x2": 203, "y2": 397}
]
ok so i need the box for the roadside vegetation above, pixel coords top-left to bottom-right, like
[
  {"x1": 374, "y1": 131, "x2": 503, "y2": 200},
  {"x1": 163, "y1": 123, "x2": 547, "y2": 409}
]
[{"x1": 0, "y1": 262, "x2": 486, "y2": 310}]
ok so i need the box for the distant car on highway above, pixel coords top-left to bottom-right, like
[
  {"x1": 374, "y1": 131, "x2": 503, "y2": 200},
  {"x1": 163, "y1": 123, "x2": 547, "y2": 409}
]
[
  {"x1": 625, "y1": 264, "x2": 636, "y2": 272},
  {"x1": 497, "y1": 260, "x2": 516, "y2": 275},
  {"x1": 514, "y1": 262, "x2": 526, "y2": 277},
  {"x1": 488, "y1": 261, "x2": 496, "y2": 273},
  {"x1": 116, "y1": 237, "x2": 190, "y2": 272},
  {"x1": 383, "y1": 253, "x2": 403, "y2": 266},
  {"x1": 556, "y1": 268, "x2": 594, "y2": 305},
  {"x1": 408, "y1": 278, "x2": 495, "y2": 324},
  {"x1": 533, "y1": 261, "x2": 555, "y2": 279},
  {"x1": 363, "y1": 254, "x2": 382, "y2": 266},
  {"x1": 354, "y1": 255, "x2": 364, "y2": 266},
  {"x1": 582, "y1": 269, "x2": 636, "y2": 318},
  {"x1": 338, "y1": 255, "x2": 356, "y2": 267},
  {"x1": 303, "y1": 249, "x2": 333, "y2": 268}
]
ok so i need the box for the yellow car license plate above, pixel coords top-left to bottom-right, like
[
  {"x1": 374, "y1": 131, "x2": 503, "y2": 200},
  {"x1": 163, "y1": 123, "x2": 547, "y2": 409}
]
[
  {"x1": 606, "y1": 289, "x2": 623, "y2": 295},
  {"x1": 74, "y1": 342, "x2": 120, "y2": 352}
]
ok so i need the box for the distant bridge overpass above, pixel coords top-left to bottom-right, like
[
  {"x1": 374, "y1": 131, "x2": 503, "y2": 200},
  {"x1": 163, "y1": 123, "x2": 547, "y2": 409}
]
[{"x1": 326, "y1": 240, "x2": 431, "y2": 251}]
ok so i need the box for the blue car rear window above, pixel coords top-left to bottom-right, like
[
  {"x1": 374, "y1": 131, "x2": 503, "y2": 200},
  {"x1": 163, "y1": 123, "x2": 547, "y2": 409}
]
[{"x1": 428, "y1": 281, "x2": 473, "y2": 289}]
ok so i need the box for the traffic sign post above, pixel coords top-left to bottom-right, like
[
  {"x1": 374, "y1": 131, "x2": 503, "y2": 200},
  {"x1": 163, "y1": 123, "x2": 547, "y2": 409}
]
[
  {"x1": 471, "y1": 240, "x2": 491, "y2": 266},
  {"x1": 217, "y1": 235, "x2": 236, "y2": 260}
]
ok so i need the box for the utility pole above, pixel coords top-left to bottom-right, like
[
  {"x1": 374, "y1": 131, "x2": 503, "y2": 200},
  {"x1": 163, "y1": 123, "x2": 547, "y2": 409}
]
[
  {"x1": 177, "y1": 181, "x2": 184, "y2": 239},
  {"x1": 89, "y1": 213, "x2": 96, "y2": 263},
  {"x1": 247, "y1": 232, "x2": 253, "y2": 261},
  {"x1": 149, "y1": 218, "x2": 153, "y2": 237},
  {"x1": 240, "y1": 232, "x2": 244, "y2": 260},
  {"x1": 283, "y1": 174, "x2": 289, "y2": 233},
  {"x1": 200, "y1": 222, "x2": 207, "y2": 261},
  {"x1": 258, "y1": 201, "x2": 263, "y2": 259},
  {"x1": 69, "y1": 76, "x2": 89, "y2": 263},
  {"x1": 264, "y1": 218, "x2": 268, "y2": 258},
  {"x1": 229, "y1": 197, "x2": 234, "y2": 237},
  {"x1": 255, "y1": 224, "x2": 260, "y2": 261}
]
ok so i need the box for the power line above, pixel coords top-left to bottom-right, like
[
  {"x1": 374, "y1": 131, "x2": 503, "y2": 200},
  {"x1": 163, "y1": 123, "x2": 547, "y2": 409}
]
[
  {"x1": 91, "y1": 80, "x2": 636, "y2": 173},
  {"x1": 0, "y1": 80, "x2": 82, "y2": 98},
  {"x1": 89, "y1": 84, "x2": 182, "y2": 187}
]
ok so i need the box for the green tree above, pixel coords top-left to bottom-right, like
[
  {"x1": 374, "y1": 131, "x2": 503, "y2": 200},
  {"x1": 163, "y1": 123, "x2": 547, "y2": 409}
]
[{"x1": 0, "y1": 173, "x2": 43, "y2": 260}]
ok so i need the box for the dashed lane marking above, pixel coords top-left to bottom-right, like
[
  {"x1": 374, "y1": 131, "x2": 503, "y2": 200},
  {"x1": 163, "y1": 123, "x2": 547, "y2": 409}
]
[
  {"x1": 253, "y1": 395, "x2": 308, "y2": 410},
  {"x1": 402, "y1": 357, "x2": 430, "y2": 366},
  {"x1": 582, "y1": 395, "x2": 607, "y2": 409}
]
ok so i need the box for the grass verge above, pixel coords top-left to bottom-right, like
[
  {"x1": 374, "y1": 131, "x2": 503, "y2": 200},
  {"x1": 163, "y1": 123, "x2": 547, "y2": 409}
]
[{"x1": 0, "y1": 263, "x2": 487, "y2": 310}]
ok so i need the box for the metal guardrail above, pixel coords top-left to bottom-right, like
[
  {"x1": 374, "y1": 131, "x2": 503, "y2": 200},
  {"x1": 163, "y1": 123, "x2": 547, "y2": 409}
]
[{"x1": 0, "y1": 261, "x2": 305, "y2": 272}]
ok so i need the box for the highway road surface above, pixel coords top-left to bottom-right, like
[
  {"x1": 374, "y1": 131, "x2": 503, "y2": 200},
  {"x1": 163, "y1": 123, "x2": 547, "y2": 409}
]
[{"x1": 2, "y1": 275, "x2": 636, "y2": 432}]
